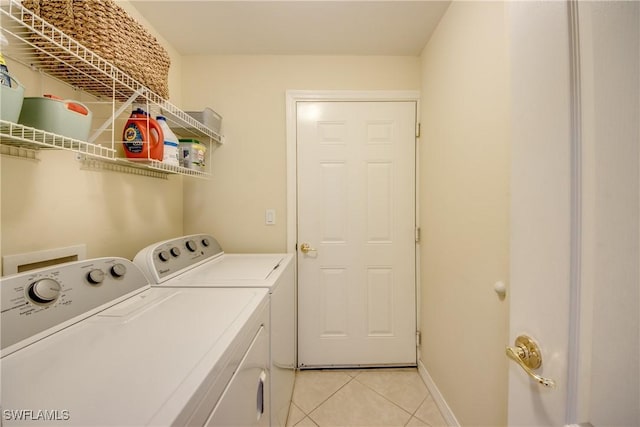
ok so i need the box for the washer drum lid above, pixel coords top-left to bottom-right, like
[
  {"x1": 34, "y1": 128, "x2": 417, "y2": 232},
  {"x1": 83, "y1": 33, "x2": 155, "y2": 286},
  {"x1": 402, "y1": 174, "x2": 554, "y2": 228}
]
[
  {"x1": 171, "y1": 254, "x2": 292, "y2": 287},
  {"x1": 1, "y1": 287, "x2": 268, "y2": 426}
]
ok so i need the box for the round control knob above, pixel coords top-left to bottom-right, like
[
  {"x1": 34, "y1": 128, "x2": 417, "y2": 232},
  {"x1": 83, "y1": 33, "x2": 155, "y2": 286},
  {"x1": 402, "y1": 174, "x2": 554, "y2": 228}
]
[
  {"x1": 87, "y1": 269, "x2": 105, "y2": 284},
  {"x1": 170, "y1": 247, "x2": 181, "y2": 257},
  {"x1": 158, "y1": 250, "x2": 171, "y2": 262},
  {"x1": 201, "y1": 238, "x2": 210, "y2": 247},
  {"x1": 185, "y1": 240, "x2": 197, "y2": 252},
  {"x1": 27, "y1": 278, "x2": 61, "y2": 305},
  {"x1": 110, "y1": 263, "x2": 127, "y2": 278}
]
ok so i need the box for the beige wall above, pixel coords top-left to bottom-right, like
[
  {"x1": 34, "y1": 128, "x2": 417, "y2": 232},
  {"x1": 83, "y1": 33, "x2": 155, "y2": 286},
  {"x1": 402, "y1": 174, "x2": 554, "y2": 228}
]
[
  {"x1": 1, "y1": 1, "x2": 185, "y2": 271},
  {"x1": 419, "y1": 2, "x2": 510, "y2": 426},
  {"x1": 1, "y1": 63, "x2": 184, "y2": 267},
  {"x1": 180, "y1": 55, "x2": 421, "y2": 252}
]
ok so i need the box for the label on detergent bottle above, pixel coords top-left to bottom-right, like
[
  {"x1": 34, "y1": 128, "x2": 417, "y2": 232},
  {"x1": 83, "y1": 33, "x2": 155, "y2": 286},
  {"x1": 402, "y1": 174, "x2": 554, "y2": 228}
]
[
  {"x1": 0, "y1": 52, "x2": 11, "y2": 87},
  {"x1": 0, "y1": 33, "x2": 10, "y2": 87},
  {"x1": 123, "y1": 122, "x2": 144, "y2": 154}
]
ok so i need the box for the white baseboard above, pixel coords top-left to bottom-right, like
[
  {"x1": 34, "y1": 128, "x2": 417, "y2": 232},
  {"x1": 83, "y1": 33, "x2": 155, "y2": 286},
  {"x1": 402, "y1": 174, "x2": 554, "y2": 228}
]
[{"x1": 418, "y1": 359, "x2": 461, "y2": 427}]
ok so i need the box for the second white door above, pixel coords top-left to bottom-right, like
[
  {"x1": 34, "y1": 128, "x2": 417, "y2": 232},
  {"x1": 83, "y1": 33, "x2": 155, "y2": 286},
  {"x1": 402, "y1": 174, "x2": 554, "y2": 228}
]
[{"x1": 297, "y1": 100, "x2": 417, "y2": 367}]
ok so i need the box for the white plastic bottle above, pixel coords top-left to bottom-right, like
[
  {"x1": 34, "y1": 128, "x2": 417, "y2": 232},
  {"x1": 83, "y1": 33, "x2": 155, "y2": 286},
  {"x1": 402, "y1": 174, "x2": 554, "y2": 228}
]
[{"x1": 156, "y1": 116, "x2": 180, "y2": 166}]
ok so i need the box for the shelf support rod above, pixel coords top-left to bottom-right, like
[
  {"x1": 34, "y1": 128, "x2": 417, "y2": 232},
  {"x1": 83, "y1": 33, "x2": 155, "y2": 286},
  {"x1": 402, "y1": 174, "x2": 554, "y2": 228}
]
[{"x1": 88, "y1": 89, "x2": 143, "y2": 144}]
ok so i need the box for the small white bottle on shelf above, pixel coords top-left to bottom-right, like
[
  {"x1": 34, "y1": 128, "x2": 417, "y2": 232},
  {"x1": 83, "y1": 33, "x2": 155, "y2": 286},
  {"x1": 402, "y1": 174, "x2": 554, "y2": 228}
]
[{"x1": 156, "y1": 115, "x2": 180, "y2": 167}]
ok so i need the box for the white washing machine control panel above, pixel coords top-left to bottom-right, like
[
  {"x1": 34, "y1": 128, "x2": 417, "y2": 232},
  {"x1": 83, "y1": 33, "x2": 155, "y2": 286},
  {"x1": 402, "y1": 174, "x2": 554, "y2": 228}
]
[
  {"x1": 133, "y1": 234, "x2": 224, "y2": 283},
  {"x1": 1, "y1": 258, "x2": 148, "y2": 354}
]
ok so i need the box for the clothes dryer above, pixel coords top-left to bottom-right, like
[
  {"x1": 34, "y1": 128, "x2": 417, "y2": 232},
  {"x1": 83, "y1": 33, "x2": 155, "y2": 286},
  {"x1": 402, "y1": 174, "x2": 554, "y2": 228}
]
[
  {"x1": 1, "y1": 257, "x2": 269, "y2": 426},
  {"x1": 134, "y1": 234, "x2": 295, "y2": 427}
]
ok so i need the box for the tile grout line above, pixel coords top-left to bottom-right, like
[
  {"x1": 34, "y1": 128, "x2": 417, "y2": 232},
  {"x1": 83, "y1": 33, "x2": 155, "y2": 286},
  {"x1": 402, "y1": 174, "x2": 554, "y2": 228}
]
[
  {"x1": 298, "y1": 372, "x2": 358, "y2": 425},
  {"x1": 289, "y1": 402, "x2": 317, "y2": 427},
  {"x1": 292, "y1": 369, "x2": 440, "y2": 427},
  {"x1": 351, "y1": 375, "x2": 422, "y2": 425},
  {"x1": 404, "y1": 394, "x2": 434, "y2": 427}
]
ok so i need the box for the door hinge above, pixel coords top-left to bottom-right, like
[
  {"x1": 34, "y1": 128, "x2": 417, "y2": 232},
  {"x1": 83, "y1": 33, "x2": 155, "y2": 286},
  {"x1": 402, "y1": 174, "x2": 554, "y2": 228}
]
[
  {"x1": 416, "y1": 123, "x2": 421, "y2": 138},
  {"x1": 415, "y1": 227, "x2": 421, "y2": 243},
  {"x1": 416, "y1": 331, "x2": 421, "y2": 347}
]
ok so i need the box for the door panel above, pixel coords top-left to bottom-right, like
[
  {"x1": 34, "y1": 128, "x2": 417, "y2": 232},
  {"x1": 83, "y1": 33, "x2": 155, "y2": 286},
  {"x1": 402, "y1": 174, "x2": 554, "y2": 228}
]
[
  {"x1": 297, "y1": 101, "x2": 416, "y2": 367},
  {"x1": 508, "y1": 1, "x2": 640, "y2": 425}
]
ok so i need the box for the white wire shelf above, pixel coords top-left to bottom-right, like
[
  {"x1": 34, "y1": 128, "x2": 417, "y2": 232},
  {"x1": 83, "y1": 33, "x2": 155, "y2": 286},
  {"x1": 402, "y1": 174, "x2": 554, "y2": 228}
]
[
  {"x1": 1, "y1": 1, "x2": 146, "y2": 101},
  {"x1": 0, "y1": 120, "x2": 116, "y2": 160},
  {"x1": 0, "y1": 143, "x2": 39, "y2": 161},
  {"x1": 0, "y1": 0, "x2": 222, "y2": 179},
  {"x1": 116, "y1": 158, "x2": 211, "y2": 178},
  {"x1": 77, "y1": 157, "x2": 211, "y2": 180}
]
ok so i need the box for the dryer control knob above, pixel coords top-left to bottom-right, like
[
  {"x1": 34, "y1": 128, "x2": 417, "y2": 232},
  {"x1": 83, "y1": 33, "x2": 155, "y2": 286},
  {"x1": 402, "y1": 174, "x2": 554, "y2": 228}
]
[
  {"x1": 110, "y1": 263, "x2": 127, "y2": 278},
  {"x1": 158, "y1": 251, "x2": 171, "y2": 262},
  {"x1": 185, "y1": 240, "x2": 197, "y2": 252},
  {"x1": 27, "y1": 278, "x2": 61, "y2": 305},
  {"x1": 170, "y1": 247, "x2": 181, "y2": 257},
  {"x1": 201, "y1": 238, "x2": 210, "y2": 247},
  {"x1": 87, "y1": 269, "x2": 105, "y2": 284}
]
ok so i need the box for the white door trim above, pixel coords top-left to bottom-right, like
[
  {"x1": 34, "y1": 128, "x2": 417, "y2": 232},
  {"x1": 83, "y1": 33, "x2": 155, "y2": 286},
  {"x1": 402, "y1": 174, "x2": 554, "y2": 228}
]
[
  {"x1": 566, "y1": 0, "x2": 583, "y2": 421},
  {"x1": 285, "y1": 90, "x2": 421, "y2": 253},
  {"x1": 285, "y1": 90, "x2": 422, "y2": 365}
]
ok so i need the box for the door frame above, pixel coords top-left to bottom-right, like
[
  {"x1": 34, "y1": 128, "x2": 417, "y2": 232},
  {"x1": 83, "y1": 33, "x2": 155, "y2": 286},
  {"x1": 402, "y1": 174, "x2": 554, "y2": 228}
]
[{"x1": 285, "y1": 90, "x2": 422, "y2": 363}]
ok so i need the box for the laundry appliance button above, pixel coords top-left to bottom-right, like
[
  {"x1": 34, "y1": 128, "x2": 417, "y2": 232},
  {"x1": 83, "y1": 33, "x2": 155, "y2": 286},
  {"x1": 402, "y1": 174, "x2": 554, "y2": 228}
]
[
  {"x1": 110, "y1": 263, "x2": 127, "y2": 278},
  {"x1": 87, "y1": 269, "x2": 105, "y2": 284},
  {"x1": 27, "y1": 278, "x2": 61, "y2": 304},
  {"x1": 185, "y1": 240, "x2": 197, "y2": 252}
]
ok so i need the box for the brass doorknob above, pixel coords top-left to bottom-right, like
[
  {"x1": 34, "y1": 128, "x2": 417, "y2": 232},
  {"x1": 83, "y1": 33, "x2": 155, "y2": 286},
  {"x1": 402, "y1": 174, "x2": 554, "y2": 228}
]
[
  {"x1": 300, "y1": 243, "x2": 317, "y2": 254},
  {"x1": 506, "y1": 335, "x2": 556, "y2": 388}
]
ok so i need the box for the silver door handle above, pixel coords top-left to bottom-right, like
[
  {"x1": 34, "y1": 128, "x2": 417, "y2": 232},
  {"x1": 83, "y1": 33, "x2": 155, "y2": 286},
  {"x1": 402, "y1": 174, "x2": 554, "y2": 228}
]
[{"x1": 506, "y1": 335, "x2": 556, "y2": 388}]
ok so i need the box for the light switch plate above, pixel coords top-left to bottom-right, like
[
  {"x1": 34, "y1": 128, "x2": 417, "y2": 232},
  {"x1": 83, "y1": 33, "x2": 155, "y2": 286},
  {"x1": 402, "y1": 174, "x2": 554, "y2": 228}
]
[{"x1": 265, "y1": 209, "x2": 276, "y2": 225}]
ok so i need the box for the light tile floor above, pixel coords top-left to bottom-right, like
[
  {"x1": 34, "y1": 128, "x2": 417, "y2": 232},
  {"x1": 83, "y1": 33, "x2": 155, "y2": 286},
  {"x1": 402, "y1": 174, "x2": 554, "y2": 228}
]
[{"x1": 287, "y1": 368, "x2": 449, "y2": 427}]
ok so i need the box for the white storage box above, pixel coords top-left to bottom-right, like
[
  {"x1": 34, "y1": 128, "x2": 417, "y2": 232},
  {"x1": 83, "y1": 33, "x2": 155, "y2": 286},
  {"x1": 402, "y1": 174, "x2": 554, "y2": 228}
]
[{"x1": 186, "y1": 108, "x2": 222, "y2": 134}]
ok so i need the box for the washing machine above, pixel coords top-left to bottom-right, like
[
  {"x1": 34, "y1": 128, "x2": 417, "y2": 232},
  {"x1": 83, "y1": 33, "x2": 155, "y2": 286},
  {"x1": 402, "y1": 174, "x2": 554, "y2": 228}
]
[
  {"x1": 133, "y1": 234, "x2": 295, "y2": 427},
  {"x1": 1, "y1": 257, "x2": 270, "y2": 426}
]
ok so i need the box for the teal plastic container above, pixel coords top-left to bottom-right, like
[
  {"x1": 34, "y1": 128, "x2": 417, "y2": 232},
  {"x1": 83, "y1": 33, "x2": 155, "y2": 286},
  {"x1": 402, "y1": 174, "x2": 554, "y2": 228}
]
[{"x1": 18, "y1": 96, "x2": 92, "y2": 141}]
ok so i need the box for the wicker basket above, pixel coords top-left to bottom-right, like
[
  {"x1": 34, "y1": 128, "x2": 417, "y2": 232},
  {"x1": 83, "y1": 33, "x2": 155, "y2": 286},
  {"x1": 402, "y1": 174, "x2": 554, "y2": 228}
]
[{"x1": 21, "y1": 0, "x2": 171, "y2": 99}]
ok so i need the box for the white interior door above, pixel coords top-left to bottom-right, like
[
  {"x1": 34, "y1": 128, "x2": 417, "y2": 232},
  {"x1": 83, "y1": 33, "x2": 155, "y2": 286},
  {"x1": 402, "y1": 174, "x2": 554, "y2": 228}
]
[
  {"x1": 296, "y1": 100, "x2": 416, "y2": 367},
  {"x1": 508, "y1": 2, "x2": 639, "y2": 425},
  {"x1": 508, "y1": 2, "x2": 574, "y2": 424}
]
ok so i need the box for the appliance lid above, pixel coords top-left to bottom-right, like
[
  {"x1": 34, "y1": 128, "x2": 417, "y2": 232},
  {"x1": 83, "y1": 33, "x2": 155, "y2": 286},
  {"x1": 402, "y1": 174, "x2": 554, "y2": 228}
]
[
  {"x1": 1, "y1": 286, "x2": 268, "y2": 426},
  {"x1": 169, "y1": 254, "x2": 290, "y2": 287}
]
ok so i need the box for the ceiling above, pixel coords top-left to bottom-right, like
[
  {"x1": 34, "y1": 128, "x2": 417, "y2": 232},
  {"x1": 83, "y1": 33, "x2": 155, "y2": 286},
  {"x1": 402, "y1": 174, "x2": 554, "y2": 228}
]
[{"x1": 128, "y1": 1, "x2": 451, "y2": 56}]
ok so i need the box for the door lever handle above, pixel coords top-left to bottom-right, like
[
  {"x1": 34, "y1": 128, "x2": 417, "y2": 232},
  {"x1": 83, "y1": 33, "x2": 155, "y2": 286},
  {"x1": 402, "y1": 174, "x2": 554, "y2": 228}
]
[
  {"x1": 506, "y1": 335, "x2": 556, "y2": 388},
  {"x1": 300, "y1": 243, "x2": 317, "y2": 254}
]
